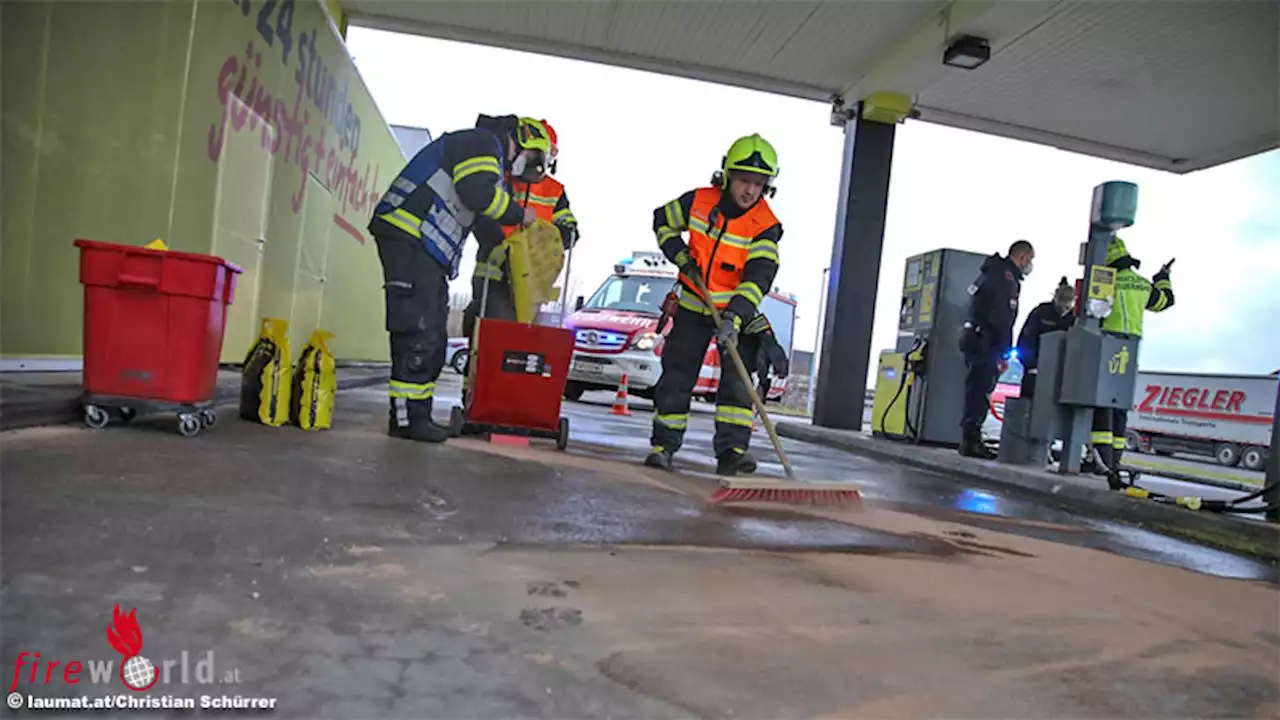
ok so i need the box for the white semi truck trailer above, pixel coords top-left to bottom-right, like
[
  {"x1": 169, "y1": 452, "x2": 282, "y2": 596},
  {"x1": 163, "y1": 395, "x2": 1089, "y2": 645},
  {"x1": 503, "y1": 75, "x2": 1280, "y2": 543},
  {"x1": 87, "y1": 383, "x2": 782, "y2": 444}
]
[{"x1": 1125, "y1": 371, "x2": 1275, "y2": 470}]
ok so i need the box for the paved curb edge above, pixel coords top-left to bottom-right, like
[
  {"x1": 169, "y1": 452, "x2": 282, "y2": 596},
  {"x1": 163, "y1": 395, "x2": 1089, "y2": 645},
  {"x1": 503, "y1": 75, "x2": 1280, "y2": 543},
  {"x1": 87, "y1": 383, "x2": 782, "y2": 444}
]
[{"x1": 775, "y1": 421, "x2": 1280, "y2": 564}]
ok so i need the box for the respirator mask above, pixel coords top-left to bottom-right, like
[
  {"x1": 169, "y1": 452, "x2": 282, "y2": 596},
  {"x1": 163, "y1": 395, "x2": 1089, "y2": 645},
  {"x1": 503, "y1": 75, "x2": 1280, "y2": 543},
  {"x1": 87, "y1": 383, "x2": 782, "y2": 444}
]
[{"x1": 511, "y1": 150, "x2": 548, "y2": 182}]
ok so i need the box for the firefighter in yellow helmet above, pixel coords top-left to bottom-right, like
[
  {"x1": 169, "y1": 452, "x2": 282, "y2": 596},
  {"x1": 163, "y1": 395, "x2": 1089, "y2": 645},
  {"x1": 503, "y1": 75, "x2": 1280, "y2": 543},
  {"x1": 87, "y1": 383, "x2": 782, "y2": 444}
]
[
  {"x1": 460, "y1": 118, "x2": 578, "y2": 401},
  {"x1": 645, "y1": 134, "x2": 784, "y2": 476},
  {"x1": 1086, "y1": 236, "x2": 1175, "y2": 486}
]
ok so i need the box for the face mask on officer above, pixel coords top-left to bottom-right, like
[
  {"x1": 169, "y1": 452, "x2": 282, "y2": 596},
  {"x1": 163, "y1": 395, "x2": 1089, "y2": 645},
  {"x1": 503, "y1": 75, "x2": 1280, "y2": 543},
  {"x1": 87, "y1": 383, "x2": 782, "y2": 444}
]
[{"x1": 511, "y1": 149, "x2": 548, "y2": 182}]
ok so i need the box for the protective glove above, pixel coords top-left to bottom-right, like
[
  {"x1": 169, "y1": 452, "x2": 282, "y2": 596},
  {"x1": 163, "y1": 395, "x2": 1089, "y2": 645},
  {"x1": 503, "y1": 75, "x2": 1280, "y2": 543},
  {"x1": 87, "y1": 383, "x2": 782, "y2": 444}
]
[
  {"x1": 716, "y1": 310, "x2": 742, "y2": 348},
  {"x1": 1153, "y1": 258, "x2": 1174, "y2": 283},
  {"x1": 774, "y1": 356, "x2": 790, "y2": 379},
  {"x1": 672, "y1": 248, "x2": 700, "y2": 279}
]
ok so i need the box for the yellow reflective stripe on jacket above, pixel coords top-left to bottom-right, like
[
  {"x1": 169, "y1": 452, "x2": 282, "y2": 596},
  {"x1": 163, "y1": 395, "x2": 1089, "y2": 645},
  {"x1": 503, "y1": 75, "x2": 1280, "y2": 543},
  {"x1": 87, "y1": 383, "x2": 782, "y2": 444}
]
[
  {"x1": 1090, "y1": 431, "x2": 1113, "y2": 445},
  {"x1": 522, "y1": 192, "x2": 559, "y2": 207},
  {"x1": 663, "y1": 199, "x2": 687, "y2": 231},
  {"x1": 454, "y1": 156, "x2": 501, "y2": 182},
  {"x1": 1112, "y1": 436, "x2": 1127, "y2": 449},
  {"x1": 744, "y1": 314, "x2": 771, "y2": 335},
  {"x1": 553, "y1": 208, "x2": 576, "y2": 225},
  {"x1": 483, "y1": 188, "x2": 511, "y2": 219},
  {"x1": 677, "y1": 289, "x2": 712, "y2": 315},
  {"x1": 715, "y1": 405, "x2": 754, "y2": 427},
  {"x1": 377, "y1": 208, "x2": 423, "y2": 238},
  {"x1": 472, "y1": 243, "x2": 509, "y2": 281},
  {"x1": 389, "y1": 379, "x2": 434, "y2": 400},
  {"x1": 687, "y1": 215, "x2": 750, "y2": 249},
  {"x1": 747, "y1": 238, "x2": 779, "y2": 264},
  {"x1": 473, "y1": 264, "x2": 503, "y2": 281},
  {"x1": 1150, "y1": 278, "x2": 1173, "y2": 311},
  {"x1": 678, "y1": 284, "x2": 735, "y2": 311},
  {"x1": 735, "y1": 281, "x2": 764, "y2": 307}
]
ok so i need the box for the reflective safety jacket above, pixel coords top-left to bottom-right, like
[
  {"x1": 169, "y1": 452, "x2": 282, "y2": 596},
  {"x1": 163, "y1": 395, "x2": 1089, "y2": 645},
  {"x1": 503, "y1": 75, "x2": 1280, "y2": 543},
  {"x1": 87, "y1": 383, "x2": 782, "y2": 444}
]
[
  {"x1": 1102, "y1": 260, "x2": 1174, "y2": 339},
  {"x1": 652, "y1": 187, "x2": 783, "y2": 319},
  {"x1": 474, "y1": 175, "x2": 578, "y2": 282},
  {"x1": 369, "y1": 128, "x2": 525, "y2": 279}
]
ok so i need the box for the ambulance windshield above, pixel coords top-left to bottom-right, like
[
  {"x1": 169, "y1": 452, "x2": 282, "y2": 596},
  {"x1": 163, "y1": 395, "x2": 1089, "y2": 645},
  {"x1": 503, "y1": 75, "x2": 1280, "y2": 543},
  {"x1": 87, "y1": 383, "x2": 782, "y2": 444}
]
[{"x1": 582, "y1": 275, "x2": 667, "y2": 315}]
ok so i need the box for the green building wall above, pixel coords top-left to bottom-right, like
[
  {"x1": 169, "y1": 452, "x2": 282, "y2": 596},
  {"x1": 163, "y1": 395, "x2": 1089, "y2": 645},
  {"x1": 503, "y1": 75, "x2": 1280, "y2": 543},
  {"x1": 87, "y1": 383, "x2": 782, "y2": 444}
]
[{"x1": 2, "y1": 0, "x2": 400, "y2": 364}]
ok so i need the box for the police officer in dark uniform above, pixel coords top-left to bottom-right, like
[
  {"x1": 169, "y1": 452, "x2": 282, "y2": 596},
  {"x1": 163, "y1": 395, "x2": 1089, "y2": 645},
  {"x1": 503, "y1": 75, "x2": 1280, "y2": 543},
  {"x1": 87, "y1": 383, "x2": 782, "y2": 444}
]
[
  {"x1": 959, "y1": 240, "x2": 1035, "y2": 458},
  {"x1": 368, "y1": 114, "x2": 539, "y2": 443}
]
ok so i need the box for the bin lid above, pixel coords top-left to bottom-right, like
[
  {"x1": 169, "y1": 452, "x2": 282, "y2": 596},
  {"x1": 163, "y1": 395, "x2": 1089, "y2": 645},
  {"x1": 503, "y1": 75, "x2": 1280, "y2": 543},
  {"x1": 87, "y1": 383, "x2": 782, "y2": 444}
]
[{"x1": 74, "y1": 239, "x2": 243, "y2": 274}]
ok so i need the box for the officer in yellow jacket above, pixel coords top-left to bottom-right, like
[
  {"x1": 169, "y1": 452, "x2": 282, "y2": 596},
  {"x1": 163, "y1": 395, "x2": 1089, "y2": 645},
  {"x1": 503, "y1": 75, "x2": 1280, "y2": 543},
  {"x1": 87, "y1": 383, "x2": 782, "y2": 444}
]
[
  {"x1": 1088, "y1": 237, "x2": 1175, "y2": 483},
  {"x1": 644, "y1": 134, "x2": 784, "y2": 476}
]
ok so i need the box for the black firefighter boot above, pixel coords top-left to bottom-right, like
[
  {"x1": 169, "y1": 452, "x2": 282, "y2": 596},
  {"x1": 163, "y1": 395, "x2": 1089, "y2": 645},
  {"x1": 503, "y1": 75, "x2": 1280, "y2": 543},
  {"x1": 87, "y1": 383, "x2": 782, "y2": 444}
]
[
  {"x1": 644, "y1": 446, "x2": 674, "y2": 470},
  {"x1": 389, "y1": 398, "x2": 450, "y2": 443},
  {"x1": 958, "y1": 425, "x2": 996, "y2": 459},
  {"x1": 716, "y1": 449, "x2": 758, "y2": 476}
]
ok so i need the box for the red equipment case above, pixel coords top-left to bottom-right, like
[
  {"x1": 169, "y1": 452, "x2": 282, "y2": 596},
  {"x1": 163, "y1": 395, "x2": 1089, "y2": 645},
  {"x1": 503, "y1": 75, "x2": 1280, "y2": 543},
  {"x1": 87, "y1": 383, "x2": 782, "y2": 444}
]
[
  {"x1": 74, "y1": 239, "x2": 242, "y2": 437},
  {"x1": 450, "y1": 318, "x2": 574, "y2": 449}
]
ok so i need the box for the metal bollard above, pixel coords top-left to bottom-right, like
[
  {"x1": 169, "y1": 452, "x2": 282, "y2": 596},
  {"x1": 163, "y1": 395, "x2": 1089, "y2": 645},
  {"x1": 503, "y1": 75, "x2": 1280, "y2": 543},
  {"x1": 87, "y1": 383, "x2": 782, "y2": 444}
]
[{"x1": 998, "y1": 397, "x2": 1046, "y2": 466}]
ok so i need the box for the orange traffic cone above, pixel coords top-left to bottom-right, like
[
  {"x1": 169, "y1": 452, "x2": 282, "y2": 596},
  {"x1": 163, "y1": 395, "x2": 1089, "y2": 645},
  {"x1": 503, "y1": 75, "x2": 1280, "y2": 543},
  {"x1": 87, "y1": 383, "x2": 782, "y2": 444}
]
[{"x1": 611, "y1": 374, "x2": 632, "y2": 416}]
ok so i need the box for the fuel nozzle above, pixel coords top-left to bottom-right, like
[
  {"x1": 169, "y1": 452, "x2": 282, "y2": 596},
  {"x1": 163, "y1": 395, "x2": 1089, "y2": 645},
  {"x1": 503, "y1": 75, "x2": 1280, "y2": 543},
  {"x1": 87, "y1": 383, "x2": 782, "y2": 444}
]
[{"x1": 905, "y1": 339, "x2": 927, "y2": 374}]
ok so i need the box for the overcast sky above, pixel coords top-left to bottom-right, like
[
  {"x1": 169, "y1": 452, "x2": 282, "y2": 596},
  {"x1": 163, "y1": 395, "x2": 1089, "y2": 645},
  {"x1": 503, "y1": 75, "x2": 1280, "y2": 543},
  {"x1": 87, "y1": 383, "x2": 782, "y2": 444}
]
[{"x1": 347, "y1": 27, "x2": 1278, "y2": 387}]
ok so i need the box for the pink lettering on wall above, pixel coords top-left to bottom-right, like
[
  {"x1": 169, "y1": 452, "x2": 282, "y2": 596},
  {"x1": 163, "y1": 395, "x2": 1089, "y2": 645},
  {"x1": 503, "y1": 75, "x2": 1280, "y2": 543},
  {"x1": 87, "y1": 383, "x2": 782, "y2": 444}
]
[{"x1": 206, "y1": 38, "x2": 383, "y2": 246}]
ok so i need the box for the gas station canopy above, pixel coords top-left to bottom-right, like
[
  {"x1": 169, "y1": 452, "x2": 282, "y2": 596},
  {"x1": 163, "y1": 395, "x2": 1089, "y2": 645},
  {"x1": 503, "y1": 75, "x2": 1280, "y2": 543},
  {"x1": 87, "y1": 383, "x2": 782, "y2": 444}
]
[{"x1": 347, "y1": 0, "x2": 1278, "y2": 174}]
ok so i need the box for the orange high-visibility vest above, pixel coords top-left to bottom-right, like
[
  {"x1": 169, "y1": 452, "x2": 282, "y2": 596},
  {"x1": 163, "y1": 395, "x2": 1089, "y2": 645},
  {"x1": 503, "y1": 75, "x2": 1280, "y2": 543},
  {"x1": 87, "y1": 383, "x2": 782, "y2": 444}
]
[
  {"x1": 682, "y1": 187, "x2": 779, "y2": 308},
  {"x1": 501, "y1": 176, "x2": 566, "y2": 238}
]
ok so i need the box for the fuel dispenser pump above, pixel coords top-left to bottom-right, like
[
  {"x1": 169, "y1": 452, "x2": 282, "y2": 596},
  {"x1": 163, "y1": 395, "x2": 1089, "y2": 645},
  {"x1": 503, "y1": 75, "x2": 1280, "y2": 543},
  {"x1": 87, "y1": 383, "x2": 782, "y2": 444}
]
[{"x1": 872, "y1": 249, "x2": 987, "y2": 446}]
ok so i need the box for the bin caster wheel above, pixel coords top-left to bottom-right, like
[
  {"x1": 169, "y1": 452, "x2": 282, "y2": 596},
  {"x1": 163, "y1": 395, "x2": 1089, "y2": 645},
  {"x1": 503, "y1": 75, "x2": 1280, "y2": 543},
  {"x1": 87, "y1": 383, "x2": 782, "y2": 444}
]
[
  {"x1": 84, "y1": 405, "x2": 110, "y2": 429},
  {"x1": 118, "y1": 407, "x2": 137, "y2": 424},
  {"x1": 178, "y1": 414, "x2": 202, "y2": 437},
  {"x1": 200, "y1": 409, "x2": 218, "y2": 429},
  {"x1": 556, "y1": 417, "x2": 569, "y2": 452},
  {"x1": 449, "y1": 406, "x2": 464, "y2": 437}
]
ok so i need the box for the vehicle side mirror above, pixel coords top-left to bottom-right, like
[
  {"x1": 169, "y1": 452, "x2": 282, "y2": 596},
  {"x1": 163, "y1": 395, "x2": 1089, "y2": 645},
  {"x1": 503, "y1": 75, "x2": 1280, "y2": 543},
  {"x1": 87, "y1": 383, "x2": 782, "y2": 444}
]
[{"x1": 574, "y1": 295, "x2": 585, "y2": 311}]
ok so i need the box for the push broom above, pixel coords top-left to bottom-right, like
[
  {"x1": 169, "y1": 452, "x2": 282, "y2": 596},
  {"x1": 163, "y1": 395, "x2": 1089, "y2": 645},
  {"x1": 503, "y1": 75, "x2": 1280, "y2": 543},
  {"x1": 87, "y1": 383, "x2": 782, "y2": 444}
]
[{"x1": 686, "y1": 272, "x2": 863, "y2": 507}]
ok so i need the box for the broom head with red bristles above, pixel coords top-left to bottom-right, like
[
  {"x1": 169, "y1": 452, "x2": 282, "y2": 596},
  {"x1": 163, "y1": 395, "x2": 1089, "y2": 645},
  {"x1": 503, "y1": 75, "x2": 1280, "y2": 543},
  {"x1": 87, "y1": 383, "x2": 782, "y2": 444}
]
[{"x1": 708, "y1": 479, "x2": 863, "y2": 508}]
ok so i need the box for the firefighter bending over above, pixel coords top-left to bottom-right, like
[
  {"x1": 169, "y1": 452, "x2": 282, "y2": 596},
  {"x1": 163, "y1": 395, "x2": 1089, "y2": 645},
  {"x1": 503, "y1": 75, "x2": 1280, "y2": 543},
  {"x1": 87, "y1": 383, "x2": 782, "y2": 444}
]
[
  {"x1": 368, "y1": 114, "x2": 537, "y2": 443},
  {"x1": 644, "y1": 134, "x2": 784, "y2": 476},
  {"x1": 1085, "y1": 238, "x2": 1175, "y2": 486}
]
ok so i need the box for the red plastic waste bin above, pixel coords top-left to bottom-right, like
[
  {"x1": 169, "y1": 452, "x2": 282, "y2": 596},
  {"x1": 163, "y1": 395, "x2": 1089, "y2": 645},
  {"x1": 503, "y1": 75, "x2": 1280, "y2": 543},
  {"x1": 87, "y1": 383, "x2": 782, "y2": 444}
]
[
  {"x1": 451, "y1": 318, "x2": 574, "y2": 450},
  {"x1": 74, "y1": 239, "x2": 242, "y2": 436}
]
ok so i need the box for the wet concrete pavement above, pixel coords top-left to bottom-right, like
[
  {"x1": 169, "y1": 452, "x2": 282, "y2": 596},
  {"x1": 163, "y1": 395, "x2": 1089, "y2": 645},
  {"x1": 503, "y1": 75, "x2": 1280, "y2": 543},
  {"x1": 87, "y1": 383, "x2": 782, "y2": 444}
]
[
  {"x1": 558, "y1": 387, "x2": 1279, "y2": 580},
  {"x1": 3, "y1": 377, "x2": 1278, "y2": 718}
]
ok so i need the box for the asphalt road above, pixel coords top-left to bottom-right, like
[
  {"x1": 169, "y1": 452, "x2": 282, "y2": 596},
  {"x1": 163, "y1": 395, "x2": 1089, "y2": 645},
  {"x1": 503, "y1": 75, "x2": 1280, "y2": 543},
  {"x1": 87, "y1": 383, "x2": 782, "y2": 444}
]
[{"x1": 3, "y1": 377, "x2": 1277, "y2": 718}]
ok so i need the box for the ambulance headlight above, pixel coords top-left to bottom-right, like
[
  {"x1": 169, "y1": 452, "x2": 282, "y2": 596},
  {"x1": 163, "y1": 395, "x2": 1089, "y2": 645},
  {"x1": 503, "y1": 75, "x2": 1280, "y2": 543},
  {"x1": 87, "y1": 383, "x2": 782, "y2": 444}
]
[{"x1": 631, "y1": 332, "x2": 660, "y2": 351}]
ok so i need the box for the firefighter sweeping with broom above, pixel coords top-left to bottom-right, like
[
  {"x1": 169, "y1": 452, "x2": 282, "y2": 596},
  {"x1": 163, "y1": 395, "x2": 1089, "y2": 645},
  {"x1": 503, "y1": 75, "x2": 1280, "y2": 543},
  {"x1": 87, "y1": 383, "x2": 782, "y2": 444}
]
[
  {"x1": 644, "y1": 134, "x2": 784, "y2": 476},
  {"x1": 368, "y1": 114, "x2": 538, "y2": 443}
]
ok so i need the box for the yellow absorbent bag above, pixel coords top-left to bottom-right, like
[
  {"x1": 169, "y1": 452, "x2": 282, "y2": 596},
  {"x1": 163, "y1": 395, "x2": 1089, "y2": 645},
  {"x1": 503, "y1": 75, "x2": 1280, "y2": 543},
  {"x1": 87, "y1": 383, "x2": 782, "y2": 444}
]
[
  {"x1": 290, "y1": 329, "x2": 337, "y2": 430},
  {"x1": 506, "y1": 218, "x2": 566, "y2": 322},
  {"x1": 238, "y1": 317, "x2": 292, "y2": 426}
]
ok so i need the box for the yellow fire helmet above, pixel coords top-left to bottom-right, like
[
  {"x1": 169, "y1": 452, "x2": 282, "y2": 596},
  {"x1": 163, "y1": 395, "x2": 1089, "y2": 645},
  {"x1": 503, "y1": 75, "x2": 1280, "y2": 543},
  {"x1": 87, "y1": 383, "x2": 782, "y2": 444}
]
[
  {"x1": 718, "y1": 133, "x2": 779, "y2": 195},
  {"x1": 515, "y1": 117, "x2": 553, "y2": 155}
]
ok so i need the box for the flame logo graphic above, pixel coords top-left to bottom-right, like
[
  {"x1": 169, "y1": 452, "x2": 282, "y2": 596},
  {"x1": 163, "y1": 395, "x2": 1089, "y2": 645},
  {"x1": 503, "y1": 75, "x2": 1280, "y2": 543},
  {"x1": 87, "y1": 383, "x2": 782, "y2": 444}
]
[{"x1": 106, "y1": 604, "x2": 158, "y2": 691}]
